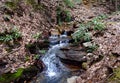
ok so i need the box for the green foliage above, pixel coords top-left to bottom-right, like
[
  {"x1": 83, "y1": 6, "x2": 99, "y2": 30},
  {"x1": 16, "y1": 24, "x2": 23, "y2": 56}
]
[
  {"x1": 0, "y1": 26, "x2": 22, "y2": 42},
  {"x1": 108, "y1": 67, "x2": 120, "y2": 83},
  {"x1": 63, "y1": 0, "x2": 74, "y2": 8},
  {"x1": 92, "y1": 19, "x2": 105, "y2": 31},
  {"x1": 91, "y1": 14, "x2": 107, "y2": 31},
  {"x1": 0, "y1": 68, "x2": 24, "y2": 83},
  {"x1": 95, "y1": 14, "x2": 108, "y2": 20},
  {"x1": 72, "y1": 24, "x2": 91, "y2": 42},
  {"x1": 84, "y1": 32, "x2": 91, "y2": 42},
  {"x1": 72, "y1": 14, "x2": 107, "y2": 43},
  {"x1": 56, "y1": 7, "x2": 72, "y2": 25}
]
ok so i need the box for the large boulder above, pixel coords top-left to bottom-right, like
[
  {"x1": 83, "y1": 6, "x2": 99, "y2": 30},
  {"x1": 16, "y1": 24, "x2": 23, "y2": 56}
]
[{"x1": 57, "y1": 47, "x2": 87, "y2": 66}]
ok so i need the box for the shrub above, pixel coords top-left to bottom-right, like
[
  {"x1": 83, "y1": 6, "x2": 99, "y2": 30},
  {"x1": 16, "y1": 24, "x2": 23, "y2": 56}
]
[
  {"x1": 56, "y1": 7, "x2": 72, "y2": 25},
  {"x1": 91, "y1": 14, "x2": 107, "y2": 31},
  {"x1": 72, "y1": 23, "x2": 91, "y2": 42},
  {"x1": 91, "y1": 17, "x2": 105, "y2": 31}
]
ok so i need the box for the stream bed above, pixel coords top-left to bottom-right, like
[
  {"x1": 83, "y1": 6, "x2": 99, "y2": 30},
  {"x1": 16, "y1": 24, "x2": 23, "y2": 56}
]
[{"x1": 31, "y1": 32, "x2": 84, "y2": 83}]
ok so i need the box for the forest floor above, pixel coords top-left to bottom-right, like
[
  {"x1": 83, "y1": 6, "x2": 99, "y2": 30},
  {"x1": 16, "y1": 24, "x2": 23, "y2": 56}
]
[{"x1": 0, "y1": 0, "x2": 120, "y2": 83}]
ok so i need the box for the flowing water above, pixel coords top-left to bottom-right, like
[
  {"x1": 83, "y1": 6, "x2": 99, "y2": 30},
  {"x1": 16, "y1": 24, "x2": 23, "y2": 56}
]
[{"x1": 31, "y1": 32, "x2": 82, "y2": 83}]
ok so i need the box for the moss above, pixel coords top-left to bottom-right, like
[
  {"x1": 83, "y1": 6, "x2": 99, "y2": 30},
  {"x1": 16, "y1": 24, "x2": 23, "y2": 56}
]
[
  {"x1": 0, "y1": 66, "x2": 40, "y2": 83},
  {"x1": 108, "y1": 67, "x2": 120, "y2": 83},
  {"x1": 0, "y1": 68, "x2": 24, "y2": 83},
  {"x1": 82, "y1": 62, "x2": 88, "y2": 70}
]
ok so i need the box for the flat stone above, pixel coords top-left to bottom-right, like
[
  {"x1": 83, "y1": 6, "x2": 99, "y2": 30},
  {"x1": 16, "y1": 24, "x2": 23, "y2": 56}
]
[
  {"x1": 83, "y1": 42, "x2": 93, "y2": 47},
  {"x1": 57, "y1": 49, "x2": 87, "y2": 66}
]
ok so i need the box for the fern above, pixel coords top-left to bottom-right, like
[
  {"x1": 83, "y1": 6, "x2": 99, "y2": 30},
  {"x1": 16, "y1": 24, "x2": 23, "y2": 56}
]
[
  {"x1": 92, "y1": 18, "x2": 105, "y2": 31},
  {"x1": 72, "y1": 23, "x2": 91, "y2": 42},
  {"x1": 0, "y1": 26, "x2": 21, "y2": 42}
]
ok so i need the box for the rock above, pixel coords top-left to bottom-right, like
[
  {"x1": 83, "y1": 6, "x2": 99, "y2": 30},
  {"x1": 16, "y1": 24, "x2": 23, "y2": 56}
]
[
  {"x1": 83, "y1": 42, "x2": 93, "y2": 47},
  {"x1": 49, "y1": 29, "x2": 60, "y2": 36},
  {"x1": 26, "y1": 40, "x2": 49, "y2": 54},
  {"x1": 67, "y1": 76, "x2": 78, "y2": 83},
  {"x1": 82, "y1": 62, "x2": 88, "y2": 70},
  {"x1": 57, "y1": 49, "x2": 87, "y2": 66}
]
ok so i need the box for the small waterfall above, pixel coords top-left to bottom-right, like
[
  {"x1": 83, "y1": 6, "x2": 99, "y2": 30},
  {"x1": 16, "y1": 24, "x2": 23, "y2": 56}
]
[
  {"x1": 43, "y1": 31, "x2": 69, "y2": 76},
  {"x1": 32, "y1": 32, "x2": 71, "y2": 83}
]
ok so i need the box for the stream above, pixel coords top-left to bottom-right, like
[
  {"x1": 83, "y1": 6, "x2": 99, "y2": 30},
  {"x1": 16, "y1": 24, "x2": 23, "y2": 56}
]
[{"x1": 31, "y1": 31, "x2": 83, "y2": 83}]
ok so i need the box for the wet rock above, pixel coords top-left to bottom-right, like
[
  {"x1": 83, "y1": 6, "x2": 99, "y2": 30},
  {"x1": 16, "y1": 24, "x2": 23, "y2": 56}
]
[
  {"x1": 67, "y1": 76, "x2": 78, "y2": 83},
  {"x1": 57, "y1": 49, "x2": 87, "y2": 66}
]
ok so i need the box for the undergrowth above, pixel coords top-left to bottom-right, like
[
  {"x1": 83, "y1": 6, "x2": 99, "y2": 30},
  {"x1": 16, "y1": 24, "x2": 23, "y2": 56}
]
[
  {"x1": 72, "y1": 23, "x2": 92, "y2": 42},
  {"x1": 0, "y1": 26, "x2": 21, "y2": 42},
  {"x1": 56, "y1": 7, "x2": 72, "y2": 25},
  {"x1": 72, "y1": 14, "x2": 107, "y2": 42}
]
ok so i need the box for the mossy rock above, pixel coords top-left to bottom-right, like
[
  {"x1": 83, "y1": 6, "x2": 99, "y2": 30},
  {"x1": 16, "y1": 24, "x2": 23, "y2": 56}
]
[
  {"x1": 0, "y1": 68, "x2": 24, "y2": 83},
  {"x1": 82, "y1": 62, "x2": 88, "y2": 70},
  {"x1": 0, "y1": 66, "x2": 40, "y2": 83}
]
